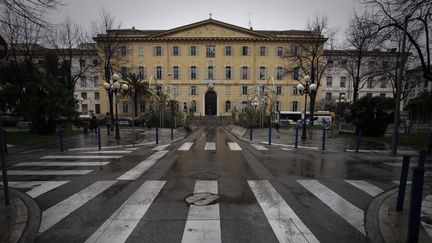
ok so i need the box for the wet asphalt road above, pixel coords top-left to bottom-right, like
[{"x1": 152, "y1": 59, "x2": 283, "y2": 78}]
[{"x1": 2, "y1": 124, "x2": 425, "y2": 243}]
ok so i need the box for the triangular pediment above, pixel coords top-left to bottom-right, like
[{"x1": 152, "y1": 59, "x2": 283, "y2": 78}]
[{"x1": 148, "y1": 19, "x2": 271, "y2": 39}]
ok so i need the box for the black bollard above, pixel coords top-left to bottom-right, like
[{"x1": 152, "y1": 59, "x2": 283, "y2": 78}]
[
  {"x1": 156, "y1": 126, "x2": 159, "y2": 145},
  {"x1": 396, "y1": 156, "x2": 411, "y2": 211},
  {"x1": 322, "y1": 128, "x2": 326, "y2": 151},
  {"x1": 417, "y1": 150, "x2": 427, "y2": 168},
  {"x1": 250, "y1": 127, "x2": 253, "y2": 141},
  {"x1": 0, "y1": 128, "x2": 9, "y2": 205},
  {"x1": 59, "y1": 129, "x2": 64, "y2": 152},
  {"x1": 97, "y1": 128, "x2": 101, "y2": 150},
  {"x1": 171, "y1": 127, "x2": 174, "y2": 141},
  {"x1": 355, "y1": 131, "x2": 362, "y2": 153},
  {"x1": 268, "y1": 126, "x2": 271, "y2": 145},
  {"x1": 3, "y1": 130, "x2": 7, "y2": 154},
  {"x1": 407, "y1": 167, "x2": 425, "y2": 243},
  {"x1": 295, "y1": 126, "x2": 299, "y2": 148},
  {"x1": 428, "y1": 132, "x2": 432, "y2": 155}
]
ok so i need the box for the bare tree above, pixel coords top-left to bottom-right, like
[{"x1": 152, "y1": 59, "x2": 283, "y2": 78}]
[
  {"x1": 362, "y1": 0, "x2": 432, "y2": 82},
  {"x1": 91, "y1": 9, "x2": 124, "y2": 119},
  {"x1": 0, "y1": 0, "x2": 61, "y2": 26},
  {"x1": 340, "y1": 11, "x2": 381, "y2": 102},
  {"x1": 285, "y1": 14, "x2": 336, "y2": 122}
]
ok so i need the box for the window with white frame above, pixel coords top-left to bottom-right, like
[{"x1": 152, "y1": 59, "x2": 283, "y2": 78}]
[
  {"x1": 225, "y1": 85, "x2": 231, "y2": 95},
  {"x1": 190, "y1": 86, "x2": 197, "y2": 95},
  {"x1": 173, "y1": 66, "x2": 180, "y2": 80},
  {"x1": 120, "y1": 46, "x2": 127, "y2": 57},
  {"x1": 207, "y1": 66, "x2": 214, "y2": 79},
  {"x1": 189, "y1": 46, "x2": 197, "y2": 56},
  {"x1": 172, "y1": 46, "x2": 180, "y2": 56},
  {"x1": 191, "y1": 100, "x2": 197, "y2": 112},
  {"x1": 259, "y1": 46, "x2": 267, "y2": 56},
  {"x1": 156, "y1": 66, "x2": 163, "y2": 79},
  {"x1": 276, "y1": 47, "x2": 284, "y2": 56},
  {"x1": 138, "y1": 66, "x2": 146, "y2": 80},
  {"x1": 241, "y1": 86, "x2": 248, "y2": 95},
  {"x1": 326, "y1": 76, "x2": 333, "y2": 87},
  {"x1": 225, "y1": 66, "x2": 232, "y2": 80},
  {"x1": 293, "y1": 86, "x2": 298, "y2": 95},
  {"x1": 293, "y1": 67, "x2": 299, "y2": 80},
  {"x1": 367, "y1": 77, "x2": 373, "y2": 88},
  {"x1": 241, "y1": 66, "x2": 249, "y2": 80},
  {"x1": 276, "y1": 67, "x2": 284, "y2": 80},
  {"x1": 259, "y1": 66, "x2": 267, "y2": 80},
  {"x1": 154, "y1": 46, "x2": 163, "y2": 56},
  {"x1": 242, "y1": 46, "x2": 249, "y2": 56},
  {"x1": 138, "y1": 47, "x2": 144, "y2": 56},
  {"x1": 190, "y1": 66, "x2": 197, "y2": 79},
  {"x1": 93, "y1": 76, "x2": 99, "y2": 87},
  {"x1": 94, "y1": 92, "x2": 100, "y2": 100},
  {"x1": 206, "y1": 45, "x2": 215, "y2": 57},
  {"x1": 276, "y1": 86, "x2": 282, "y2": 95},
  {"x1": 225, "y1": 46, "x2": 232, "y2": 56},
  {"x1": 340, "y1": 76, "x2": 346, "y2": 88},
  {"x1": 292, "y1": 101, "x2": 298, "y2": 111}
]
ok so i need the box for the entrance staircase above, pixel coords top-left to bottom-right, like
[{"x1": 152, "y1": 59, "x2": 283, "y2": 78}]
[{"x1": 192, "y1": 116, "x2": 233, "y2": 126}]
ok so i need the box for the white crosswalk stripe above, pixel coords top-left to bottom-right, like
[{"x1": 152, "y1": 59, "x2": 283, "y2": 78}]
[
  {"x1": 248, "y1": 180, "x2": 319, "y2": 243},
  {"x1": 251, "y1": 144, "x2": 268, "y2": 151},
  {"x1": 345, "y1": 180, "x2": 384, "y2": 197},
  {"x1": 13, "y1": 162, "x2": 110, "y2": 167},
  {"x1": 298, "y1": 180, "x2": 366, "y2": 235},
  {"x1": 152, "y1": 144, "x2": 170, "y2": 151},
  {"x1": 227, "y1": 142, "x2": 242, "y2": 151},
  {"x1": 85, "y1": 180, "x2": 165, "y2": 243},
  {"x1": 8, "y1": 170, "x2": 93, "y2": 175},
  {"x1": 182, "y1": 180, "x2": 221, "y2": 243},
  {"x1": 117, "y1": 150, "x2": 168, "y2": 180},
  {"x1": 39, "y1": 180, "x2": 117, "y2": 233},
  {"x1": 178, "y1": 142, "x2": 194, "y2": 151},
  {"x1": 84, "y1": 150, "x2": 132, "y2": 154},
  {"x1": 1, "y1": 181, "x2": 69, "y2": 198},
  {"x1": 41, "y1": 155, "x2": 122, "y2": 159},
  {"x1": 205, "y1": 142, "x2": 216, "y2": 151}
]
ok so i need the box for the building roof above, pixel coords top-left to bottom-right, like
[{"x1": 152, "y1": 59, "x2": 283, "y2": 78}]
[{"x1": 95, "y1": 18, "x2": 326, "y2": 42}]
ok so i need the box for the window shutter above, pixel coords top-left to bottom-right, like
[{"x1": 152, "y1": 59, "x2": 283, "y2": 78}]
[
  {"x1": 196, "y1": 67, "x2": 199, "y2": 79},
  {"x1": 196, "y1": 46, "x2": 199, "y2": 56},
  {"x1": 196, "y1": 86, "x2": 199, "y2": 95},
  {"x1": 188, "y1": 47, "x2": 191, "y2": 56},
  {"x1": 213, "y1": 66, "x2": 216, "y2": 79},
  {"x1": 247, "y1": 67, "x2": 250, "y2": 80},
  {"x1": 178, "y1": 46, "x2": 181, "y2": 56},
  {"x1": 161, "y1": 66, "x2": 164, "y2": 80},
  {"x1": 188, "y1": 86, "x2": 191, "y2": 95},
  {"x1": 265, "y1": 67, "x2": 268, "y2": 79},
  {"x1": 153, "y1": 66, "x2": 157, "y2": 77},
  {"x1": 153, "y1": 46, "x2": 156, "y2": 56},
  {"x1": 240, "y1": 86, "x2": 243, "y2": 95},
  {"x1": 178, "y1": 67, "x2": 181, "y2": 79},
  {"x1": 188, "y1": 67, "x2": 191, "y2": 79}
]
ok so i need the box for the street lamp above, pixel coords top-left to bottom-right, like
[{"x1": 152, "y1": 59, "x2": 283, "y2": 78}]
[
  {"x1": 335, "y1": 94, "x2": 350, "y2": 123},
  {"x1": 103, "y1": 74, "x2": 128, "y2": 140},
  {"x1": 296, "y1": 75, "x2": 317, "y2": 139}
]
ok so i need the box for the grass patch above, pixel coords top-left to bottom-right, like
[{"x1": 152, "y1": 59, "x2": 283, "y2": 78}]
[
  {"x1": 335, "y1": 132, "x2": 430, "y2": 150},
  {"x1": 4, "y1": 131, "x2": 81, "y2": 146}
]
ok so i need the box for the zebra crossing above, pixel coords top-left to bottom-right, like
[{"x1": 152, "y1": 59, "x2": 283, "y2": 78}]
[{"x1": 25, "y1": 177, "x2": 401, "y2": 242}]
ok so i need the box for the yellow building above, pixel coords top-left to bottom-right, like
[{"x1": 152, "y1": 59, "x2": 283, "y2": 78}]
[{"x1": 94, "y1": 18, "x2": 325, "y2": 119}]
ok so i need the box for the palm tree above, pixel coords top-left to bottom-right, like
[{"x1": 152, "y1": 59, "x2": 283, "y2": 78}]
[{"x1": 122, "y1": 72, "x2": 150, "y2": 117}]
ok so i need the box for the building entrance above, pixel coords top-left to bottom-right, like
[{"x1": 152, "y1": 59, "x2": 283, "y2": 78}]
[{"x1": 205, "y1": 91, "x2": 217, "y2": 116}]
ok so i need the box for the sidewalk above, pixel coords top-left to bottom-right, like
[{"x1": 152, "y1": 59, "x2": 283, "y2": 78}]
[{"x1": 0, "y1": 187, "x2": 40, "y2": 243}]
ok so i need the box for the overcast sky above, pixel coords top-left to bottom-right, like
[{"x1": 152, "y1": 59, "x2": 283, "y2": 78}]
[{"x1": 48, "y1": 0, "x2": 362, "y2": 42}]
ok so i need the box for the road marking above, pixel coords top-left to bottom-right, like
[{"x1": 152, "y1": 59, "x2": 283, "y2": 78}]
[
  {"x1": 205, "y1": 142, "x2": 216, "y2": 151},
  {"x1": 13, "y1": 162, "x2": 110, "y2": 167},
  {"x1": 280, "y1": 147, "x2": 293, "y2": 151},
  {"x1": 41, "y1": 155, "x2": 122, "y2": 159},
  {"x1": 178, "y1": 142, "x2": 193, "y2": 151},
  {"x1": 263, "y1": 142, "x2": 319, "y2": 150},
  {"x1": 227, "y1": 142, "x2": 242, "y2": 151},
  {"x1": 384, "y1": 162, "x2": 432, "y2": 168},
  {"x1": 1, "y1": 181, "x2": 69, "y2": 198},
  {"x1": 117, "y1": 151, "x2": 168, "y2": 180},
  {"x1": 421, "y1": 194, "x2": 432, "y2": 239},
  {"x1": 125, "y1": 147, "x2": 138, "y2": 151},
  {"x1": 345, "y1": 180, "x2": 384, "y2": 197},
  {"x1": 39, "y1": 180, "x2": 116, "y2": 233},
  {"x1": 152, "y1": 144, "x2": 170, "y2": 151},
  {"x1": 251, "y1": 144, "x2": 268, "y2": 151},
  {"x1": 8, "y1": 170, "x2": 93, "y2": 175},
  {"x1": 298, "y1": 180, "x2": 365, "y2": 235},
  {"x1": 393, "y1": 180, "x2": 412, "y2": 185},
  {"x1": 182, "y1": 180, "x2": 221, "y2": 243},
  {"x1": 248, "y1": 180, "x2": 319, "y2": 243},
  {"x1": 85, "y1": 180, "x2": 165, "y2": 243},
  {"x1": 84, "y1": 151, "x2": 131, "y2": 154}
]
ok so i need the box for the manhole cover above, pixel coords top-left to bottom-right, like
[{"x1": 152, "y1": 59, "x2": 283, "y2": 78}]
[{"x1": 185, "y1": 193, "x2": 220, "y2": 206}]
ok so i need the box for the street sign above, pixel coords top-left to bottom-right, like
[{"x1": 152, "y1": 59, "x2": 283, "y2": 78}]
[{"x1": 0, "y1": 35, "x2": 7, "y2": 60}]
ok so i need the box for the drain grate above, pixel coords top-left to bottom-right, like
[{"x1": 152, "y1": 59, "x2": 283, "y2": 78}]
[{"x1": 185, "y1": 193, "x2": 220, "y2": 206}]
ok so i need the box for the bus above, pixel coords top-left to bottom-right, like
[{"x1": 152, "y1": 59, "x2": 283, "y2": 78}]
[{"x1": 275, "y1": 111, "x2": 335, "y2": 126}]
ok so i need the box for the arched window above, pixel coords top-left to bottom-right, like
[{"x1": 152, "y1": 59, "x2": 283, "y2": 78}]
[{"x1": 225, "y1": 100, "x2": 231, "y2": 112}]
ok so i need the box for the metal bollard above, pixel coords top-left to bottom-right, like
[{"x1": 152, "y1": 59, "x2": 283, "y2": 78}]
[
  {"x1": 392, "y1": 130, "x2": 399, "y2": 156},
  {"x1": 295, "y1": 126, "x2": 299, "y2": 148},
  {"x1": 3, "y1": 129, "x2": 7, "y2": 154},
  {"x1": 428, "y1": 132, "x2": 432, "y2": 155},
  {"x1": 97, "y1": 128, "x2": 101, "y2": 150},
  {"x1": 156, "y1": 126, "x2": 159, "y2": 145},
  {"x1": 171, "y1": 127, "x2": 174, "y2": 141},
  {"x1": 322, "y1": 128, "x2": 326, "y2": 151},
  {"x1": 396, "y1": 155, "x2": 411, "y2": 211},
  {"x1": 268, "y1": 126, "x2": 271, "y2": 145},
  {"x1": 407, "y1": 167, "x2": 425, "y2": 243},
  {"x1": 59, "y1": 129, "x2": 64, "y2": 152},
  {"x1": 250, "y1": 127, "x2": 253, "y2": 141},
  {"x1": 0, "y1": 127, "x2": 10, "y2": 205},
  {"x1": 355, "y1": 131, "x2": 362, "y2": 153},
  {"x1": 417, "y1": 150, "x2": 427, "y2": 168}
]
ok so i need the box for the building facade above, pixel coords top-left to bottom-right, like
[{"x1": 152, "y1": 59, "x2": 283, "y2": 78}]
[
  {"x1": 94, "y1": 18, "x2": 325, "y2": 118},
  {"x1": 321, "y1": 49, "x2": 400, "y2": 103}
]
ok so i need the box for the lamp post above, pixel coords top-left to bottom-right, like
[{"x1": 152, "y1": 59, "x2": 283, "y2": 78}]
[
  {"x1": 335, "y1": 94, "x2": 350, "y2": 123},
  {"x1": 103, "y1": 74, "x2": 128, "y2": 140},
  {"x1": 296, "y1": 75, "x2": 317, "y2": 140}
]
